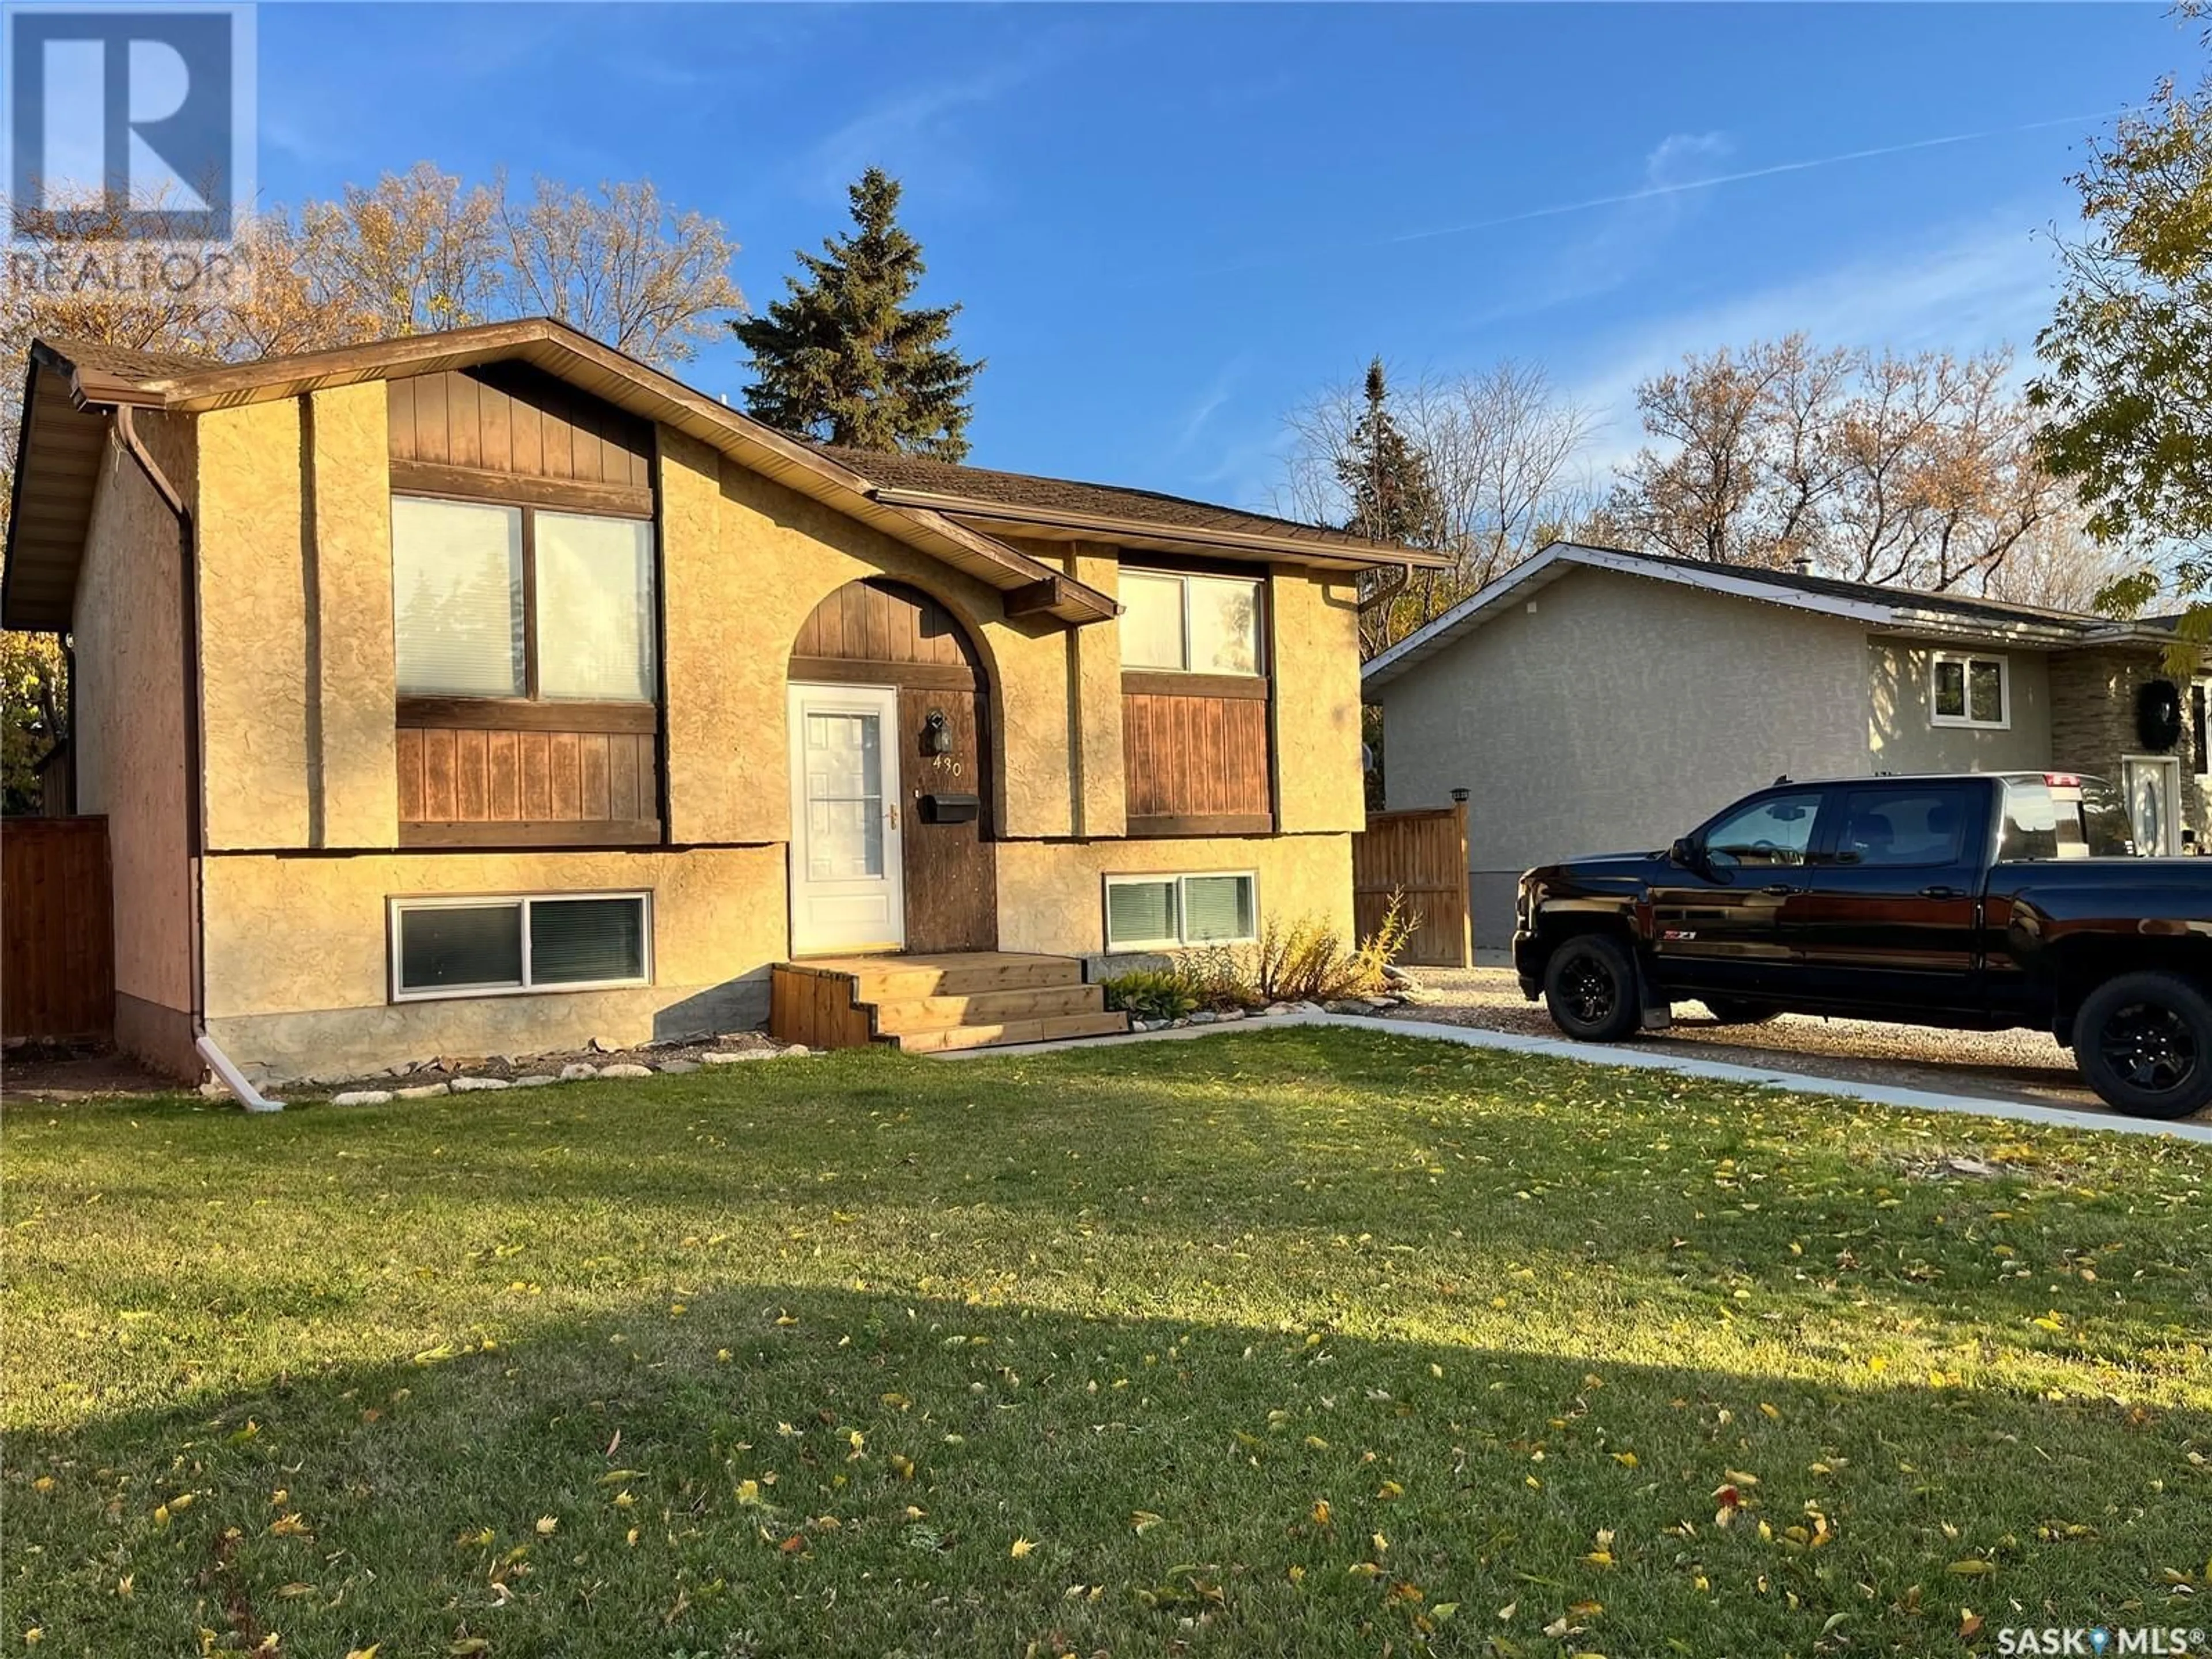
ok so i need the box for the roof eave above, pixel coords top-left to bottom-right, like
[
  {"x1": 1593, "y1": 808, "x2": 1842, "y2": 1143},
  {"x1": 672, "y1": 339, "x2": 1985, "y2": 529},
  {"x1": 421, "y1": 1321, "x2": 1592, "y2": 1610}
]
[{"x1": 870, "y1": 485, "x2": 1453, "y2": 570}]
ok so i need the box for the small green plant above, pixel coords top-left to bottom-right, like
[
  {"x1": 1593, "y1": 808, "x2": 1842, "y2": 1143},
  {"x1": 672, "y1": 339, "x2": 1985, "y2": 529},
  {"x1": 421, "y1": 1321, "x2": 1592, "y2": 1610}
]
[
  {"x1": 1100, "y1": 968, "x2": 1199, "y2": 1022},
  {"x1": 1180, "y1": 944, "x2": 1266, "y2": 1012}
]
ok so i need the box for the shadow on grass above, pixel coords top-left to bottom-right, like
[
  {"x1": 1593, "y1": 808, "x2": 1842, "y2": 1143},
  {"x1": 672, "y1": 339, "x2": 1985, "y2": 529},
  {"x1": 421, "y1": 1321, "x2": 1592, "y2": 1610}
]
[{"x1": 10, "y1": 1279, "x2": 2207, "y2": 1658}]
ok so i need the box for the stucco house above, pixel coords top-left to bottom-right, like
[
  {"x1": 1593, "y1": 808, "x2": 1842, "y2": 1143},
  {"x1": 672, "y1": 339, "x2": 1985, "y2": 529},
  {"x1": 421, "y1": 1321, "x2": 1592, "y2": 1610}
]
[
  {"x1": 1363, "y1": 541, "x2": 2208, "y2": 950},
  {"x1": 4, "y1": 319, "x2": 1441, "y2": 1082}
]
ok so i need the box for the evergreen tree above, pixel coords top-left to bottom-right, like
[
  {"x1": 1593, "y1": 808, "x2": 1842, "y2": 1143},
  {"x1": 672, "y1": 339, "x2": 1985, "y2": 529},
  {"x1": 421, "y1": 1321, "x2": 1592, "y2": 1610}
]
[
  {"x1": 734, "y1": 168, "x2": 983, "y2": 460},
  {"x1": 1337, "y1": 359, "x2": 1441, "y2": 544}
]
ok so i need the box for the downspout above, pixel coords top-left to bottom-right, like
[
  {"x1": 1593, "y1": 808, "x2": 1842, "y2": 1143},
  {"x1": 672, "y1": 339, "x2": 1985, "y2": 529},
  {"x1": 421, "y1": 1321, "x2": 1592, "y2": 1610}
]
[{"x1": 112, "y1": 404, "x2": 282, "y2": 1112}]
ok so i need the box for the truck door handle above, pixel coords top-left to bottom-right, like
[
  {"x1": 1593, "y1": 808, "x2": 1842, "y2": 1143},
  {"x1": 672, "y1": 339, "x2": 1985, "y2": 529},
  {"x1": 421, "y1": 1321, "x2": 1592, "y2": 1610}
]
[
  {"x1": 1919, "y1": 885, "x2": 1959, "y2": 899},
  {"x1": 1760, "y1": 884, "x2": 1794, "y2": 897}
]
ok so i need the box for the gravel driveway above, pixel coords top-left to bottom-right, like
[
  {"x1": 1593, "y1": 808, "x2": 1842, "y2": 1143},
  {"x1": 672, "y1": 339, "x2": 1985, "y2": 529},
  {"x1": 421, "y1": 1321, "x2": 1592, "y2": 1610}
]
[{"x1": 1385, "y1": 967, "x2": 2127, "y2": 1115}]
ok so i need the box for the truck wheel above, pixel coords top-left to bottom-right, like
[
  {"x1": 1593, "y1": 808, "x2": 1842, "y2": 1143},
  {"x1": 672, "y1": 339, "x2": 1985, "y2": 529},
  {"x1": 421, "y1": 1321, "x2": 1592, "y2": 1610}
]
[
  {"x1": 2073, "y1": 972, "x2": 2212, "y2": 1121},
  {"x1": 1543, "y1": 934, "x2": 1643, "y2": 1043},
  {"x1": 1702, "y1": 998, "x2": 1782, "y2": 1026}
]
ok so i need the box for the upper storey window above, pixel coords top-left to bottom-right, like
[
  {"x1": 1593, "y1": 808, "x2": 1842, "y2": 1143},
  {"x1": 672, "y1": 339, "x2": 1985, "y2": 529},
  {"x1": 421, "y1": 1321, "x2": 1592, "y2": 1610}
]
[
  {"x1": 392, "y1": 497, "x2": 656, "y2": 703},
  {"x1": 1119, "y1": 570, "x2": 1263, "y2": 676}
]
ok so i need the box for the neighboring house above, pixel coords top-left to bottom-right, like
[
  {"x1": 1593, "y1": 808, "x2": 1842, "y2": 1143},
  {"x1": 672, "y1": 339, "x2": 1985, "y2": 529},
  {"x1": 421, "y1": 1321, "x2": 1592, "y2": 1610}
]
[
  {"x1": 1363, "y1": 542, "x2": 2208, "y2": 950},
  {"x1": 4, "y1": 319, "x2": 1440, "y2": 1081}
]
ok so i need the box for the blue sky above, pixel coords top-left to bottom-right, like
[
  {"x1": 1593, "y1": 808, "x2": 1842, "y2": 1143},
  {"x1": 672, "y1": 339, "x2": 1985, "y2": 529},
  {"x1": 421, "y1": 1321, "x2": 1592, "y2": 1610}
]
[{"x1": 256, "y1": 2, "x2": 2189, "y2": 513}]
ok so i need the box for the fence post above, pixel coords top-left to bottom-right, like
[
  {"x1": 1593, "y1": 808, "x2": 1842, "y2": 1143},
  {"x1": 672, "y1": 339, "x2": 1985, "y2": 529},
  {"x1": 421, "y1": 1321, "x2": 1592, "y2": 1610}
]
[{"x1": 1449, "y1": 789, "x2": 1472, "y2": 968}]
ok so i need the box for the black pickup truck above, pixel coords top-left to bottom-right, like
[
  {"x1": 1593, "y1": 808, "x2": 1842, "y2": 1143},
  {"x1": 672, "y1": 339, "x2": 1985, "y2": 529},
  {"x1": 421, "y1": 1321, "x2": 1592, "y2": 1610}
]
[{"x1": 1513, "y1": 772, "x2": 2212, "y2": 1119}]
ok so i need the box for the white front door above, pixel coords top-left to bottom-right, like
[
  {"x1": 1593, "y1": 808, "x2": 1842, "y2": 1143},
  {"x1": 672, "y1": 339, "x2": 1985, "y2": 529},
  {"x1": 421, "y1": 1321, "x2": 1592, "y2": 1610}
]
[
  {"x1": 2123, "y1": 755, "x2": 2183, "y2": 857},
  {"x1": 787, "y1": 683, "x2": 904, "y2": 955}
]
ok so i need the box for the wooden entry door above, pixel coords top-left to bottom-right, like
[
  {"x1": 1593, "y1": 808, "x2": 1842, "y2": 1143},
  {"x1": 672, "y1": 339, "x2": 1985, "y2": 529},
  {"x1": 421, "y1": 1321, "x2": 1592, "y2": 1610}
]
[
  {"x1": 898, "y1": 684, "x2": 998, "y2": 953},
  {"x1": 787, "y1": 683, "x2": 905, "y2": 955}
]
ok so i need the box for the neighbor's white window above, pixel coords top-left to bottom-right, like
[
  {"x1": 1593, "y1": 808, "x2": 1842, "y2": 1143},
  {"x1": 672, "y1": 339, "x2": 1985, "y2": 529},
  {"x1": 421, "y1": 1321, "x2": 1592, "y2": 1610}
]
[
  {"x1": 1119, "y1": 569, "x2": 1263, "y2": 676},
  {"x1": 390, "y1": 892, "x2": 651, "y2": 1001},
  {"x1": 392, "y1": 497, "x2": 656, "y2": 702},
  {"x1": 1930, "y1": 651, "x2": 2008, "y2": 730},
  {"x1": 1104, "y1": 872, "x2": 1259, "y2": 951}
]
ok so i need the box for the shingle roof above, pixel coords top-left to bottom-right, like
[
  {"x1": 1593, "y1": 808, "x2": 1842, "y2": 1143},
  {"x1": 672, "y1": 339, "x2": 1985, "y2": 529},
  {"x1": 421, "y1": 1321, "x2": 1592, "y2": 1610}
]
[
  {"x1": 812, "y1": 442, "x2": 1433, "y2": 558},
  {"x1": 35, "y1": 337, "x2": 221, "y2": 381}
]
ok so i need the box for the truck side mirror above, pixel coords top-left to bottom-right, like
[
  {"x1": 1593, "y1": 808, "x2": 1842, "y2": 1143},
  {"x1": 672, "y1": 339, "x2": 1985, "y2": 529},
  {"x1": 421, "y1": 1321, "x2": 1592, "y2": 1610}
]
[{"x1": 1669, "y1": 836, "x2": 1702, "y2": 870}]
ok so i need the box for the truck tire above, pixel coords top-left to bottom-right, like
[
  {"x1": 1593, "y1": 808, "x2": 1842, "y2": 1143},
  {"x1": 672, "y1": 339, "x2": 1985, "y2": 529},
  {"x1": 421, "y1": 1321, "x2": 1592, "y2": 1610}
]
[
  {"x1": 2072, "y1": 971, "x2": 2212, "y2": 1120},
  {"x1": 1543, "y1": 933, "x2": 1643, "y2": 1043},
  {"x1": 1702, "y1": 997, "x2": 1782, "y2": 1026}
]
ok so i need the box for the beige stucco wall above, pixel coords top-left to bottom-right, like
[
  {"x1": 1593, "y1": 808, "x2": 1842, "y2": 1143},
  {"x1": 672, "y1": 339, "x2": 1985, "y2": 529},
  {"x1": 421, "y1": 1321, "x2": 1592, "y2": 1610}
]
[
  {"x1": 994, "y1": 831, "x2": 1354, "y2": 959},
  {"x1": 660, "y1": 442, "x2": 1081, "y2": 843},
  {"x1": 70, "y1": 411, "x2": 198, "y2": 1070},
  {"x1": 195, "y1": 399, "x2": 311, "y2": 849},
  {"x1": 1867, "y1": 639, "x2": 2054, "y2": 774},
  {"x1": 200, "y1": 845, "x2": 785, "y2": 1081},
  {"x1": 307, "y1": 384, "x2": 399, "y2": 847},
  {"x1": 1270, "y1": 569, "x2": 1365, "y2": 833}
]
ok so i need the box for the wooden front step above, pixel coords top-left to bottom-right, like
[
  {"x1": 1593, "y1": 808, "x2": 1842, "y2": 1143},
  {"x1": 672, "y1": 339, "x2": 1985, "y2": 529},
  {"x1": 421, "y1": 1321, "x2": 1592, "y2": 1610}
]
[{"x1": 769, "y1": 953, "x2": 1130, "y2": 1052}]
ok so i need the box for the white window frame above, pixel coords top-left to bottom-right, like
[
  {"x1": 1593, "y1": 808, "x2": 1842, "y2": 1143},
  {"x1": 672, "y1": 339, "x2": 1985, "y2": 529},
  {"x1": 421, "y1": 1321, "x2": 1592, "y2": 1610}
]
[
  {"x1": 388, "y1": 891, "x2": 654, "y2": 1002},
  {"x1": 1119, "y1": 568, "x2": 1266, "y2": 677},
  {"x1": 1103, "y1": 870, "x2": 1260, "y2": 953},
  {"x1": 1929, "y1": 650, "x2": 2010, "y2": 730}
]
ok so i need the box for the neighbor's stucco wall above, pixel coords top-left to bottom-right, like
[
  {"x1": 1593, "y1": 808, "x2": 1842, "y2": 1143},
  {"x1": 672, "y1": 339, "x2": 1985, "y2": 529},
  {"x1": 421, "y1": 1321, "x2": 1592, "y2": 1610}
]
[
  {"x1": 1373, "y1": 567, "x2": 1870, "y2": 945},
  {"x1": 1271, "y1": 569, "x2": 1366, "y2": 834},
  {"x1": 994, "y1": 831, "x2": 1354, "y2": 961},
  {"x1": 1866, "y1": 639, "x2": 2053, "y2": 774},
  {"x1": 200, "y1": 844, "x2": 785, "y2": 1081},
  {"x1": 70, "y1": 410, "x2": 198, "y2": 1071},
  {"x1": 306, "y1": 384, "x2": 398, "y2": 847}
]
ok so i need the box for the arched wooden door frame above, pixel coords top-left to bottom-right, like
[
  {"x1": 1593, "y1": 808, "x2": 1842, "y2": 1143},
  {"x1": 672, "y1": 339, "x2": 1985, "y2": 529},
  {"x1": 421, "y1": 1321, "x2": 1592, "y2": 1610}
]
[{"x1": 787, "y1": 578, "x2": 999, "y2": 955}]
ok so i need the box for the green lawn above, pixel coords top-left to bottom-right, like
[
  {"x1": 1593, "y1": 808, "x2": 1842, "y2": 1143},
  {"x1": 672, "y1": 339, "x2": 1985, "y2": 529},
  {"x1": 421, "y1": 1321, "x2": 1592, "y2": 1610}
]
[{"x1": 5, "y1": 1029, "x2": 2209, "y2": 1658}]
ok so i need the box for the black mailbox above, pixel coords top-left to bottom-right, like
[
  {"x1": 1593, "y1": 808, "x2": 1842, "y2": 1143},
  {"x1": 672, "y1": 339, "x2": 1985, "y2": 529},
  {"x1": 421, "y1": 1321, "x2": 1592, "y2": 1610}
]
[{"x1": 920, "y1": 791, "x2": 980, "y2": 825}]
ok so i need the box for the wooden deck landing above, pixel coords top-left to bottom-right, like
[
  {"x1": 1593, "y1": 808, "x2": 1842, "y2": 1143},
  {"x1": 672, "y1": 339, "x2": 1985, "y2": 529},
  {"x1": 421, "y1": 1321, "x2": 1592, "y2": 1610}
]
[{"x1": 769, "y1": 952, "x2": 1129, "y2": 1054}]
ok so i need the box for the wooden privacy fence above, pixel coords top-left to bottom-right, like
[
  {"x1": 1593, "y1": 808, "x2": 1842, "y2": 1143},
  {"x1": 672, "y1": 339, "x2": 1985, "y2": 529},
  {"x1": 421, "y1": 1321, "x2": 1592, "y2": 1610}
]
[
  {"x1": 2, "y1": 816, "x2": 115, "y2": 1043},
  {"x1": 1353, "y1": 801, "x2": 1471, "y2": 968}
]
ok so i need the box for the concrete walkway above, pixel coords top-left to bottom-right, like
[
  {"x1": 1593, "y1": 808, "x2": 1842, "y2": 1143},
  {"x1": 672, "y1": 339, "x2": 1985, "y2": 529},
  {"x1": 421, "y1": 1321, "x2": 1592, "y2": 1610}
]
[{"x1": 937, "y1": 1010, "x2": 2212, "y2": 1145}]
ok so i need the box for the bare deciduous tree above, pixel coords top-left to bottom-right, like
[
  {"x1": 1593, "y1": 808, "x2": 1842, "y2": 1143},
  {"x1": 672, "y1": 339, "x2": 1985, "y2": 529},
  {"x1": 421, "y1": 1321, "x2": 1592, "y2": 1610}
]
[{"x1": 1608, "y1": 336, "x2": 2068, "y2": 596}]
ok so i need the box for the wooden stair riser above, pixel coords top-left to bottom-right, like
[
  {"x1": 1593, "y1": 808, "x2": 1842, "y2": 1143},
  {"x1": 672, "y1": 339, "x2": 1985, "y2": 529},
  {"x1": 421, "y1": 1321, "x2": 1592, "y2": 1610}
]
[
  {"x1": 849, "y1": 959, "x2": 1082, "y2": 1000},
  {"x1": 892, "y1": 1011, "x2": 1128, "y2": 1054},
  {"x1": 869, "y1": 986, "x2": 1105, "y2": 1035}
]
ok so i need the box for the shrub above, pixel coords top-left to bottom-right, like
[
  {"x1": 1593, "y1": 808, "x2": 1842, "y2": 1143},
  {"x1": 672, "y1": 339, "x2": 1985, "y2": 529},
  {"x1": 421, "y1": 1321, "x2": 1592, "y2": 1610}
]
[
  {"x1": 1099, "y1": 968, "x2": 1199, "y2": 1022},
  {"x1": 1180, "y1": 944, "x2": 1266, "y2": 1011},
  {"x1": 1255, "y1": 893, "x2": 1416, "y2": 1003}
]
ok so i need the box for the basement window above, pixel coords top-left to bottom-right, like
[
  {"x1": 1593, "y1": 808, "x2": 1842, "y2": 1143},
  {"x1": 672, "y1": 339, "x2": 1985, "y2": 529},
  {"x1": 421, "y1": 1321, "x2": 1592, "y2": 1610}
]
[
  {"x1": 1930, "y1": 652, "x2": 2009, "y2": 730},
  {"x1": 1104, "y1": 872, "x2": 1258, "y2": 952},
  {"x1": 390, "y1": 892, "x2": 651, "y2": 1000}
]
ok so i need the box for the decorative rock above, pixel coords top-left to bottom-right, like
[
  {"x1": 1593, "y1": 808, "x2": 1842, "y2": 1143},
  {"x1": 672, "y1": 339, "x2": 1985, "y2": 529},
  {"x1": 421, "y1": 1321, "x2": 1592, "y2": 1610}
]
[
  {"x1": 597, "y1": 1062, "x2": 653, "y2": 1079},
  {"x1": 657, "y1": 1059, "x2": 699, "y2": 1074},
  {"x1": 198, "y1": 1080, "x2": 230, "y2": 1099},
  {"x1": 589, "y1": 1036, "x2": 621, "y2": 1053},
  {"x1": 1263, "y1": 1002, "x2": 1293, "y2": 1016},
  {"x1": 331, "y1": 1089, "x2": 393, "y2": 1107},
  {"x1": 558, "y1": 1063, "x2": 599, "y2": 1081},
  {"x1": 782, "y1": 1043, "x2": 812, "y2": 1058},
  {"x1": 1216, "y1": 1008, "x2": 1246, "y2": 1021},
  {"x1": 1187, "y1": 1010, "x2": 1218, "y2": 1025},
  {"x1": 450, "y1": 1075, "x2": 510, "y2": 1092},
  {"x1": 701, "y1": 1049, "x2": 774, "y2": 1065},
  {"x1": 509, "y1": 1074, "x2": 556, "y2": 1088},
  {"x1": 395, "y1": 1081, "x2": 450, "y2": 1099}
]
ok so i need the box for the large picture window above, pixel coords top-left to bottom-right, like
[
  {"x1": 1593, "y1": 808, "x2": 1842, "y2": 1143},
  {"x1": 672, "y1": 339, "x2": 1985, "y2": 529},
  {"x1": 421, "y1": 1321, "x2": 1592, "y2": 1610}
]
[
  {"x1": 390, "y1": 892, "x2": 651, "y2": 1001},
  {"x1": 1104, "y1": 871, "x2": 1259, "y2": 951},
  {"x1": 1930, "y1": 651, "x2": 2008, "y2": 730},
  {"x1": 1119, "y1": 570, "x2": 1263, "y2": 676},
  {"x1": 393, "y1": 497, "x2": 656, "y2": 703}
]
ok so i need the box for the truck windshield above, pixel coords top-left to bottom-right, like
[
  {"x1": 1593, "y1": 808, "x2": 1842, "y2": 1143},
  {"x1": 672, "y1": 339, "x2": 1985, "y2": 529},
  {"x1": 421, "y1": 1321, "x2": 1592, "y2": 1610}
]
[{"x1": 1997, "y1": 777, "x2": 2141, "y2": 859}]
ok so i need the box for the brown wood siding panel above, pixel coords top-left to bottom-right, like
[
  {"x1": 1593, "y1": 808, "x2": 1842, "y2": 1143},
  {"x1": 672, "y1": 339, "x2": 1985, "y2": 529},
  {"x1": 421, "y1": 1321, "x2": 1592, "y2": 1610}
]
[
  {"x1": 397, "y1": 723, "x2": 661, "y2": 840},
  {"x1": 897, "y1": 685, "x2": 997, "y2": 953},
  {"x1": 792, "y1": 579, "x2": 981, "y2": 681},
  {"x1": 1122, "y1": 691, "x2": 1271, "y2": 828},
  {"x1": 1, "y1": 817, "x2": 115, "y2": 1041},
  {"x1": 387, "y1": 366, "x2": 650, "y2": 492},
  {"x1": 1351, "y1": 803, "x2": 1471, "y2": 968}
]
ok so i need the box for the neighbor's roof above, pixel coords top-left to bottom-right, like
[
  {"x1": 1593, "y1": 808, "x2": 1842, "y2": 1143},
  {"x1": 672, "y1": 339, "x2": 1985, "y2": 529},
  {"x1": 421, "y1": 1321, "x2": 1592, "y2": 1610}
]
[
  {"x1": 1361, "y1": 541, "x2": 2181, "y2": 690},
  {"x1": 813, "y1": 443, "x2": 1453, "y2": 569},
  {"x1": 3, "y1": 317, "x2": 1434, "y2": 633}
]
